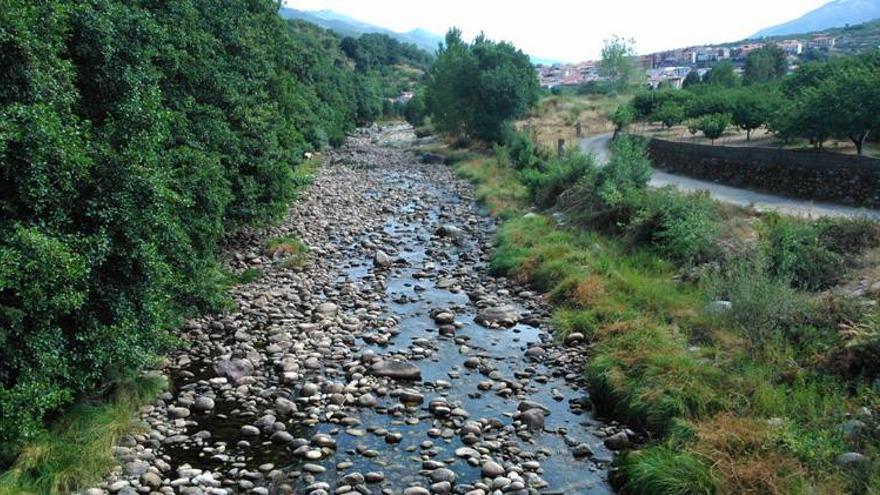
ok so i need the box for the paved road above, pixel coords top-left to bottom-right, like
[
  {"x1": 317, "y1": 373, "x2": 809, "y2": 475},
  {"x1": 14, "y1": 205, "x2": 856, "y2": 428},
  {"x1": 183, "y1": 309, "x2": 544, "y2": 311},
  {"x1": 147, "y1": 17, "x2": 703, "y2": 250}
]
[{"x1": 579, "y1": 133, "x2": 880, "y2": 219}]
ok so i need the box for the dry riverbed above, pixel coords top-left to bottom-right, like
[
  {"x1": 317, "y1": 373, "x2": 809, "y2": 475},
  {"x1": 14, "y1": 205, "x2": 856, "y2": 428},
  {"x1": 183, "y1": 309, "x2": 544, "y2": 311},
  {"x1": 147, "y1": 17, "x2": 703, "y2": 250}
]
[{"x1": 86, "y1": 125, "x2": 629, "y2": 495}]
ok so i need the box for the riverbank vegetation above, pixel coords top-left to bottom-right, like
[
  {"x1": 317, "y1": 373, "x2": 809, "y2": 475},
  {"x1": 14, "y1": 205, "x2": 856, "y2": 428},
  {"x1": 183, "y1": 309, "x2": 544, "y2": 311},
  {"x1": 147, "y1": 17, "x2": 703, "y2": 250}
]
[
  {"x1": 436, "y1": 128, "x2": 880, "y2": 492},
  {"x1": 0, "y1": 0, "x2": 419, "y2": 486}
]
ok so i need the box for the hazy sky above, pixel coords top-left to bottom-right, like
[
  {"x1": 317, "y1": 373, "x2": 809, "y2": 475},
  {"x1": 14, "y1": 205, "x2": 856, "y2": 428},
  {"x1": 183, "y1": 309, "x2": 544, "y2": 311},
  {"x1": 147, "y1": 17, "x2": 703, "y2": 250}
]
[{"x1": 283, "y1": 0, "x2": 829, "y2": 62}]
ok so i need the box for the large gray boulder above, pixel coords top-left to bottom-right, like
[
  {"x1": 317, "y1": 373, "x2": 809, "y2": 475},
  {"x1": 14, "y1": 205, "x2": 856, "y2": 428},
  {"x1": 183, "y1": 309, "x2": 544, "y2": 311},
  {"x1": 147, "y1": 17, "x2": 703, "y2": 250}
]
[
  {"x1": 213, "y1": 358, "x2": 254, "y2": 384},
  {"x1": 369, "y1": 360, "x2": 422, "y2": 381},
  {"x1": 475, "y1": 305, "x2": 519, "y2": 328}
]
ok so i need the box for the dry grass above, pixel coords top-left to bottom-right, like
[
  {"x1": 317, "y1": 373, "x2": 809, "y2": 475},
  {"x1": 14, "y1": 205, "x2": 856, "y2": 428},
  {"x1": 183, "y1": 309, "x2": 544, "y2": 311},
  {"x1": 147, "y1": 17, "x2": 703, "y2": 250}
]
[
  {"x1": 574, "y1": 274, "x2": 607, "y2": 307},
  {"x1": 690, "y1": 414, "x2": 841, "y2": 495},
  {"x1": 518, "y1": 93, "x2": 630, "y2": 148}
]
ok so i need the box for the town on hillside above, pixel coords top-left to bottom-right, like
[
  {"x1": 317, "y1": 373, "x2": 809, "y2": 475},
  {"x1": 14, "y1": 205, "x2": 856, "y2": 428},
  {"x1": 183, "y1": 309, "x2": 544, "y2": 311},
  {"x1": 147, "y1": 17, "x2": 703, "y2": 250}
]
[{"x1": 538, "y1": 33, "x2": 838, "y2": 89}]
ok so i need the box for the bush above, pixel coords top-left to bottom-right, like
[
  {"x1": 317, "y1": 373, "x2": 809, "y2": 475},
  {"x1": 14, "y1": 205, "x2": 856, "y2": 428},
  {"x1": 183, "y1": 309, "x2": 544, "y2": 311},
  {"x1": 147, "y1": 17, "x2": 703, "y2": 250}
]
[
  {"x1": 763, "y1": 217, "x2": 846, "y2": 290},
  {"x1": 612, "y1": 104, "x2": 634, "y2": 133},
  {"x1": 596, "y1": 136, "x2": 652, "y2": 206},
  {"x1": 503, "y1": 129, "x2": 543, "y2": 170},
  {"x1": 404, "y1": 92, "x2": 428, "y2": 127},
  {"x1": 628, "y1": 189, "x2": 721, "y2": 264},
  {"x1": 520, "y1": 150, "x2": 596, "y2": 208},
  {"x1": 705, "y1": 255, "x2": 813, "y2": 351}
]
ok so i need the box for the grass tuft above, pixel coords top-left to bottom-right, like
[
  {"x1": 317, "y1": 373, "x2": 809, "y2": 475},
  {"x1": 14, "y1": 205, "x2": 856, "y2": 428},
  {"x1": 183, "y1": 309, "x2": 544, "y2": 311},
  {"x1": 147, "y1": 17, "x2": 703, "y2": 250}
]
[
  {"x1": 617, "y1": 447, "x2": 719, "y2": 495},
  {"x1": 0, "y1": 375, "x2": 167, "y2": 495},
  {"x1": 264, "y1": 235, "x2": 309, "y2": 268}
]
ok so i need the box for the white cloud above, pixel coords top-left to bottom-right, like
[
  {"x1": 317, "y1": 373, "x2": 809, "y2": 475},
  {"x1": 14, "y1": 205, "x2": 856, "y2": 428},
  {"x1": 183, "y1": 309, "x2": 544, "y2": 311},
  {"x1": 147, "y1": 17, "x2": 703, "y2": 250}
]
[{"x1": 283, "y1": 0, "x2": 830, "y2": 62}]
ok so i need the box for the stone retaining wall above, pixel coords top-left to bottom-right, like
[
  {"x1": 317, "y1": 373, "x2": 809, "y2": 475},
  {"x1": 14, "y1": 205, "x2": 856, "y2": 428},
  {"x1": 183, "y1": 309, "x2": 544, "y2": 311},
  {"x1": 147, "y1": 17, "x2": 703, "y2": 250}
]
[{"x1": 645, "y1": 138, "x2": 880, "y2": 209}]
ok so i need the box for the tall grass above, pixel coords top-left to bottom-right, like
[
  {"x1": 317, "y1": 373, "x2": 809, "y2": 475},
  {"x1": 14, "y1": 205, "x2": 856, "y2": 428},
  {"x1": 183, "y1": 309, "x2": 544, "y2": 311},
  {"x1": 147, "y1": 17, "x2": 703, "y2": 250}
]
[{"x1": 0, "y1": 375, "x2": 166, "y2": 495}]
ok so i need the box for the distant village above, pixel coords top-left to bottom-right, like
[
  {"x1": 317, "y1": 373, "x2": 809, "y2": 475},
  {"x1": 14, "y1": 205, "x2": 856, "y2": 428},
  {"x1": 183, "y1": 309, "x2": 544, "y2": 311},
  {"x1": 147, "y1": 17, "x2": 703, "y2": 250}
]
[{"x1": 537, "y1": 34, "x2": 838, "y2": 89}]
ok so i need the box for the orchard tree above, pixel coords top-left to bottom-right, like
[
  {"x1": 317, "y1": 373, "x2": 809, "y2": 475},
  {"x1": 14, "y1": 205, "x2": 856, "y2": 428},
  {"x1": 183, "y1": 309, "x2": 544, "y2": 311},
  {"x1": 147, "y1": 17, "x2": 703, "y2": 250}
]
[
  {"x1": 810, "y1": 64, "x2": 880, "y2": 154},
  {"x1": 743, "y1": 45, "x2": 788, "y2": 85},
  {"x1": 598, "y1": 35, "x2": 644, "y2": 93},
  {"x1": 698, "y1": 113, "x2": 732, "y2": 144},
  {"x1": 775, "y1": 54, "x2": 880, "y2": 153},
  {"x1": 653, "y1": 101, "x2": 685, "y2": 130},
  {"x1": 731, "y1": 88, "x2": 779, "y2": 141}
]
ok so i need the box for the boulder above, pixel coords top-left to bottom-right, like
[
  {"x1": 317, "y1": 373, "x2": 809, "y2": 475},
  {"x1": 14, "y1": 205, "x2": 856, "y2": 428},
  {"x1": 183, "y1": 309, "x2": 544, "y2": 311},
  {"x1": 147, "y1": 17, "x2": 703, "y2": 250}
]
[
  {"x1": 369, "y1": 360, "x2": 422, "y2": 381},
  {"x1": 212, "y1": 358, "x2": 254, "y2": 384},
  {"x1": 475, "y1": 305, "x2": 519, "y2": 328}
]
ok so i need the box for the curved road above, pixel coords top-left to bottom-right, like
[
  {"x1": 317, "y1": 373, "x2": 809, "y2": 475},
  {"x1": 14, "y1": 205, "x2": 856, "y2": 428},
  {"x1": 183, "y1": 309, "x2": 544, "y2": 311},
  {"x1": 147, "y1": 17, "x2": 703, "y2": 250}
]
[{"x1": 579, "y1": 133, "x2": 880, "y2": 219}]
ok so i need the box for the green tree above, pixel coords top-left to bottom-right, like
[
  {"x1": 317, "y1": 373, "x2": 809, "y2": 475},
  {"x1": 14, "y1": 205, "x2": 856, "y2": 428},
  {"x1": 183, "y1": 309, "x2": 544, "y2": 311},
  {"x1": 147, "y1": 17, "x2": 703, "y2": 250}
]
[
  {"x1": 0, "y1": 0, "x2": 394, "y2": 463},
  {"x1": 598, "y1": 35, "x2": 644, "y2": 93},
  {"x1": 698, "y1": 113, "x2": 732, "y2": 143},
  {"x1": 703, "y1": 61, "x2": 739, "y2": 88},
  {"x1": 775, "y1": 54, "x2": 880, "y2": 153},
  {"x1": 404, "y1": 92, "x2": 428, "y2": 127},
  {"x1": 731, "y1": 88, "x2": 779, "y2": 141},
  {"x1": 809, "y1": 64, "x2": 880, "y2": 154},
  {"x1": 425, "y1": 29, "x2": 538, "y2": 142},
  {"x1": 612, "y1": 104, "x2": 634, "y2": 137},
  {"x1": 653, "y1": 101, "x2": 686, "y2": 130},
  {"x1": 682, "y1": 70, "x2": 703, "y2": 88},
  {"x1": 743, "y1": 45, "x2": 788, "y2": 85}
]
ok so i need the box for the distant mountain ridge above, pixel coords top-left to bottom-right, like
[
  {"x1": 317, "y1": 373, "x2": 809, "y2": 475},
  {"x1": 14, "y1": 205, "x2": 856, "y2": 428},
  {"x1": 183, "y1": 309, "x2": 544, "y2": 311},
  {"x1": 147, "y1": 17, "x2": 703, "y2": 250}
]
[
  {"x1": 279, "y1": 7, "x2": 444, "y2": 54},
  {"x1": 279, "y1": 7, "x2": 563, "y2": 65},
  {"x1": 752, "y1": 0, "x2": 880, "y2": 38}
]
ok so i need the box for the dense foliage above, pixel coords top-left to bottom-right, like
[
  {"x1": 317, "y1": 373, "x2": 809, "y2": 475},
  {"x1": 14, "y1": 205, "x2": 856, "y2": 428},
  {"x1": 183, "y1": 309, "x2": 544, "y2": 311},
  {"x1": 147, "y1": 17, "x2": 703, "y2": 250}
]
[
  {"x1": 424, "y1": 29, "x2": 539, "y2": 142},
  {"x1": 742, "y1": 44, "x2": 788, "y2": 85},
  {"x1": 0, "y1": 0, "x2": 392, "y2": 463},
  {"x1": 341, "y1": 33, "x2": 432, "y2": 122}
]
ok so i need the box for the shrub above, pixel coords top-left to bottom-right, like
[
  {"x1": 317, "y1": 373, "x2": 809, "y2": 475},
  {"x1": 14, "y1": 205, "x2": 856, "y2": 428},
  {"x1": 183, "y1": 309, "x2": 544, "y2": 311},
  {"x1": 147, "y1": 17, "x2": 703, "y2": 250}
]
[
  {"x1": 503, "y1": 129, "x2": 543, "y2": 169},
  {"x1": 763, "y1": 217, "x2": 846, "y2": 290},
  {"x1": 628, "y1": 189, "x2": 721, "y2": 264},
  {"x1": 404, "y1": 92, "x2": 428, "y2": 127},
  {"x1": 705, "y1": 255, "x2": 813, "y2": 351},
  {"x1": 815, "y1": 217, "x2": 880, "y2": 256},
  {"x1": 612, "y1": 104, "x2": 634, "y2": 134},
  {"x1": 597, "y1": 136, "x2": 652, "y2": 206},
  {"x1": 520, "y1": 150, "x2": 596, "y2": 208}
]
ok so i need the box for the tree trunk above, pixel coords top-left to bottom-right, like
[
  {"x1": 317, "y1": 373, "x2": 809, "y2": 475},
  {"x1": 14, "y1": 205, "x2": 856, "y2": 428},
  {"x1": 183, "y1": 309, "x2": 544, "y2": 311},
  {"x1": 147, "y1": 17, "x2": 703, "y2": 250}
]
[
  {"x1": 746, "y1": 129, "x2": 752, "y2": 141},
  {"x1": 851, "y1": 131, "x2": 870, "y2": 156}
]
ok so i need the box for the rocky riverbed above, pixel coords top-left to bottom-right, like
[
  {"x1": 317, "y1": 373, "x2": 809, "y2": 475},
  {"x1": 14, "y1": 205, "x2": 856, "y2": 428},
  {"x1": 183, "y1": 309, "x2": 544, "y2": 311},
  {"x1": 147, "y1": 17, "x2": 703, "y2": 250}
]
[{"x1": 87, "y1": 125, "x2": 632, "y2": 495}]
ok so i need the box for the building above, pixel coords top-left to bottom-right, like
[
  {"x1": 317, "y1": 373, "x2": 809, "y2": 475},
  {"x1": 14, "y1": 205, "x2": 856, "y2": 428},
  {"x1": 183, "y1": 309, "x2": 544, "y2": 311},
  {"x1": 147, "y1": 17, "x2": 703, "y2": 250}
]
[{"x1": 777, "y1": 40, "x2": 803, "y2": 55}]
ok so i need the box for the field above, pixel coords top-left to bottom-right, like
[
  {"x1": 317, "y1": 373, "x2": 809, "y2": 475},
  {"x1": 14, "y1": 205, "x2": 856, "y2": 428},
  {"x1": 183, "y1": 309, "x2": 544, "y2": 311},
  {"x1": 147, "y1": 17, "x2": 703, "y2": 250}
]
[{"x1": 516, "y1": 92, "x2": 630, "y2": 148}]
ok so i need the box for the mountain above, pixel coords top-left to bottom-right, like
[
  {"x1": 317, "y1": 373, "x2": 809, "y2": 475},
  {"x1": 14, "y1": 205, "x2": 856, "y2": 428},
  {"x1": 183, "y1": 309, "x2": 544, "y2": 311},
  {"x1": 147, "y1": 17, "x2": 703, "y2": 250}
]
[
  {"x1": 279, "y1": 7, "x2": 564, "y2": 65},
  {"x1": 279, "y1": 7, "x2": 444, "y2": 53},
  {"x1": 752, "y1": 0, "x2": 880, "y2": 38}
]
